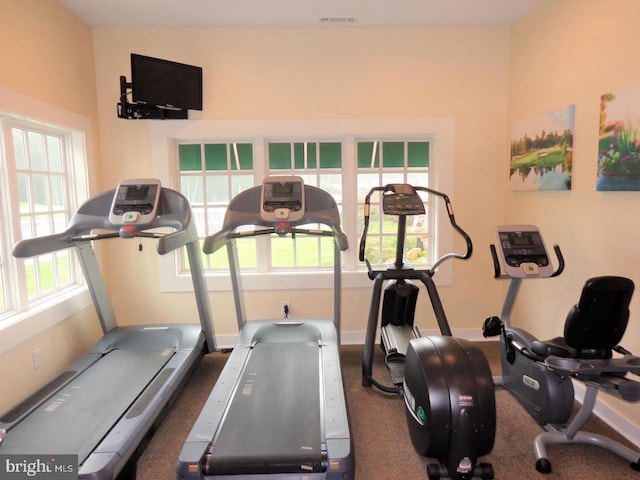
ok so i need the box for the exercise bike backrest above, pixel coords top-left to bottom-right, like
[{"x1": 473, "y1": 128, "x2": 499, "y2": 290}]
[
  {"x1": 358, "y1": 183, "x2": 473, "y2": 279},
  {"x1": 565, "y1": 276, "x2": 633, "y2": 354},
  {"x1": 536, "y1": 276, "x2": 635, "y2": 360}
]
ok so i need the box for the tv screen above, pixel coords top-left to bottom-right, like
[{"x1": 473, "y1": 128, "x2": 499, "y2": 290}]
[{"x1": 131, "y1": 54, "x2": 203, "y2": 110}]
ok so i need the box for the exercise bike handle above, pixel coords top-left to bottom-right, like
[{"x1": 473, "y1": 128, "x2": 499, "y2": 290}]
[{"x1": 490, "y1": 243, "x2": 565, "y2": 279}]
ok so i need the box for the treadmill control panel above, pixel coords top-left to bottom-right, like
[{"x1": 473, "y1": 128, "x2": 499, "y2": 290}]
[
  {"x1": 260, "y1": 176, "x2": 305, "y2": 223},
  {"x1": 109, "y1": 178, "x2": 162, "y2": 225},
  {"x1": 496, "y1": 225, "x2": 554, "y2": 278}
]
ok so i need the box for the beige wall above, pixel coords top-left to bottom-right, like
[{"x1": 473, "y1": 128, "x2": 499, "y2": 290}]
[
  {"x1": 0, "y1": 0, "x2": 102, "y2": 410},
  {"x1": 2, "y1": 0, "x2": 640, "y2": 445},
  {"x1": 507, "y1": 0, "x2": 640, "y2": 440},
  {"x1": 91, "y1": 27, "x2": 510, "y2": 337}
]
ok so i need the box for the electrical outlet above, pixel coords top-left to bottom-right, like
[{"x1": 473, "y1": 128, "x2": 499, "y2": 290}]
[
  {"x1": 281, "y1": 300, "x2": 291, "y2": 317},
  {"x1": 33, "y1": 349, "x2": 41, "y2": 369}
]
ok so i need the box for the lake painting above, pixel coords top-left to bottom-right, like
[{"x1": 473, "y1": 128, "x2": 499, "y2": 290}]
[{"x1": 510, "y1": 105, "x2": 575, "y2": 191}]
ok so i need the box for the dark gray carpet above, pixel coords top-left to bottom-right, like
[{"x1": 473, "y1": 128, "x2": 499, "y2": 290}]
[{"x1": 137, "y1": 342, "x2": 640, "y2": 479}]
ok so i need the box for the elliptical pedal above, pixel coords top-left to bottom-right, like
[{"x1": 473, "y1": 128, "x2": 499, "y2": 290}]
[
  {"x1": 385, "y1": 353, "x2": 406, "y2": 386},
  {"x1": 381, "y1": 323, "x2": 420, "y2": 386}
]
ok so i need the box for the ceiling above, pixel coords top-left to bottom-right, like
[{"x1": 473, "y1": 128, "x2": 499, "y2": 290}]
[{"x1": 56, "y1": 0, "x2": 542, "y2": 28}]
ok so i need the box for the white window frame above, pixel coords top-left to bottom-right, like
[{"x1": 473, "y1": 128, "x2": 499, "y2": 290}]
[
  {"x1": 152, "y1": 118, "x2": 455, "y2": 292},
  {"x1": 0, "y1": 86, "x2": 92, "y2": 355}
]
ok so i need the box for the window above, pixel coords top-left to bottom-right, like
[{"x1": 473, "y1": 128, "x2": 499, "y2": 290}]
[
  {"x1": 152, "y1": 119, "x2": 454, "y2": 291},
  {"x1": 267, "y1": 141, "x2": 344, "y2": 269},
  {"x1": 11, "y1": 126, "x2": 77, "y2": 300},
  {"x1": 177, "y1": 142, "x2": 255, "y2": 270},
  {"x1": 0, "y1": 88, "x2": 91, "y2": 353},
  {"x1": 356, "y1": 140, "x2": 430, "y2": 266}
]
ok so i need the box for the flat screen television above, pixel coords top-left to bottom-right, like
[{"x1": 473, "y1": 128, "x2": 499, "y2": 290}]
[{"x1": 131, "y1": 53, "x2": 203, "y2": 110}]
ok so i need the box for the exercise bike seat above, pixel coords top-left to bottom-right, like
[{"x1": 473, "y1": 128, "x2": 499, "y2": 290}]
[
  {"x1": 531, "y1": 276, "x2": 634, "y2": 360},
  {"x1": 528, "y1": 275, "x2": 640, "y2": 474}
]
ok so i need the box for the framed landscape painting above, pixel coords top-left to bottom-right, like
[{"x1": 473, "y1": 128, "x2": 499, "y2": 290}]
[
  {"x1": 598, "y1": 86, "x2": 640, "y2": 191},
  {"x1": 510, "y1": 105, "x2": 575, "y2": 191}
]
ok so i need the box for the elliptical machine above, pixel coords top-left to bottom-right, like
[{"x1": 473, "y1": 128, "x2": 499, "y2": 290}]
[
  {"x1": 483, "y1": 224, "x2": 640, "y2": 474},
  {"x1": 360, "y1": 184, "x2": 496, "y2": 480}
]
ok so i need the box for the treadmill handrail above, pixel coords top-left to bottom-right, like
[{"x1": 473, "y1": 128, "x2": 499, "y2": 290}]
[
  {"x1": 12, "y1": 184, "x2": 216, "y2": 352},
  {"x1": 202, "y1": 182, "x2": 347, "y2": 341},
  {"x1": 203, "y1": 184, "x2": 348, "y2": 254},
  {"x1": 13, "y1": 188, "x2": 198, "y2": 257},
  {"x1": 205, "y1": 226, "x2": 348, "y2": 255}
]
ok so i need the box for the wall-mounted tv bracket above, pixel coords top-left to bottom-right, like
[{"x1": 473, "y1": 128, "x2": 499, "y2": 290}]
[{"x1": 116, "y1": 75, "x2": 188, "y2": 120}]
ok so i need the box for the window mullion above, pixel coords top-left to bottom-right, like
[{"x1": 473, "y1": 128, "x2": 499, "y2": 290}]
[
  {"x1": 2, "y1": 121, "x2": 29, "y2": 311},
  {"x1": 254, "y1": 139, "x2": 269, "y2": 273},
  {"x1": 0, "y1": 117, "x2": 15, "y2": 314},
  {"x1": 342, "y1": 137, "x2": 357, "y2": 271}
]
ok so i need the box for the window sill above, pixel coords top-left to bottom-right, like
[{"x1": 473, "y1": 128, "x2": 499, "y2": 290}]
[
  {"x1": 158, "y1": 258, "x2": 453, "y2": 293},
  {"x1": 0, "y1": 286, "x2": 92, "y2": 355}
]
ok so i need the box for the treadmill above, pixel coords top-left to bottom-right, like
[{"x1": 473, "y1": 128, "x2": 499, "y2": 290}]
[
  {"x1": 0, "y1": 179, "x2": 215, "y2": 479},
  {"x1": 177, "y1": 176, "x2": 354, "y2": 480}
]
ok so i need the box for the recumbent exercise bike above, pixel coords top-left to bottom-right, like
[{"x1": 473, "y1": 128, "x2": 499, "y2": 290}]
[{"x1": 483, "y1": 224, "x2": 640, "y2": 474}]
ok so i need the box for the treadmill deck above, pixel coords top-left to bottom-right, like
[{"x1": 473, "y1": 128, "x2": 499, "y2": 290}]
[
  {"x1": 178, "y1": 319, "x2": 354, "y2": 479},
  {"x1": 0, "y1": 348, "x2": 173, "y2": 462},
  {"x1": 205, "y1": 341, "x2": 323, "y2": 475}
]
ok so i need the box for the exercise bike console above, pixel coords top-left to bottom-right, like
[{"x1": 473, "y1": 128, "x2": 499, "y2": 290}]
[{"x1": 495, "y1": 225, "x2": 554, "y2": 278}]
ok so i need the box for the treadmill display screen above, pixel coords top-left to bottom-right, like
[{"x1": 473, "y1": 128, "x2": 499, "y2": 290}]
[
  {"x1": 124, "y1": 184, "x2": 150, "y2": 200},
  {"x1": 262, "y1": 181, "x2": 303, "y2": 212},
  {"x1": 109, "y1": 179, "x2": 162, "y2": 225},
  {"x1": 272, "y1": 182, "x2": 294, "y2": 197},
  {"x1": 260, "y1": 176, "x2": 306, "y2": 224},
  {"x1": 112, "y1": 184, "x2": 158, "y2": 214}
]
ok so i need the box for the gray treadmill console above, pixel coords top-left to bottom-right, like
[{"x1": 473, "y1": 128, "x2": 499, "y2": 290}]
[
  {"x1": 260, "y1": 176, "x2": 305, "y2": 223},
  {"x1": 496, "y1": 225, "x2": 554, "y2": 278},
  {"x1": 109, "y1": 178, "x2": 162, "y2": 225}
]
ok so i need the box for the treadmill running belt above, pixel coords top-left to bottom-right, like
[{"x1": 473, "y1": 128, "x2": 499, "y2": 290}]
[
  {"x1": 0, "y1": 348, "x2": 174, "y2": 463},
  {"x1": 206, "y1": 341, "x2": 323, "y2": 475}
]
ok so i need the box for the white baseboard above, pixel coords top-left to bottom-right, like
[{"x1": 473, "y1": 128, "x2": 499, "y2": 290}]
[{"x1": 214, "y1": 328, "x2": 487, "y2": 348}]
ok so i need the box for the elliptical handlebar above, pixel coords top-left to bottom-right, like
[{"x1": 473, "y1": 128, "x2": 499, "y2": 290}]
[
  {"x1": 358, "y1": 184, "x2": 473, "y2": 275},
  {"x1": 416, "y1": 186, "x2": 473, "y2": 272},
  {"x1": 358, "y1": 186, "x2": 385, "y2": 263}
]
